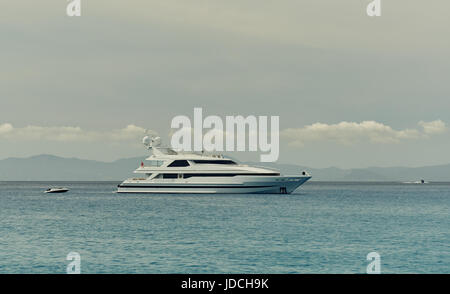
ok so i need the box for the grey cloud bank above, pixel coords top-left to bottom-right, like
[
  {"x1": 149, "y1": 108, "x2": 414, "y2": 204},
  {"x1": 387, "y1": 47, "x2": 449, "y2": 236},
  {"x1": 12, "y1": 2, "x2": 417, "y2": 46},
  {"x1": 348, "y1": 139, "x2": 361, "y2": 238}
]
[
  {"x1": 282, "y1": 120, "x2": 447, "y2": 146},
  {"x1": 0, "y1": 120, "x2": 447, "y2": 168},
  {"x1": 0, "y1": 123, "x2": 147, "y2": 142}
]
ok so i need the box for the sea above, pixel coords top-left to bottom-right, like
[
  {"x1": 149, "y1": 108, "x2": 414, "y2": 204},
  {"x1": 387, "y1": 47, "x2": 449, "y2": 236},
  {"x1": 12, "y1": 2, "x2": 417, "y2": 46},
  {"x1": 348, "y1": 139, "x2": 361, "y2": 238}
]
[{"x1": 0, "y1": 181, "x2": 448, "y2": 274}]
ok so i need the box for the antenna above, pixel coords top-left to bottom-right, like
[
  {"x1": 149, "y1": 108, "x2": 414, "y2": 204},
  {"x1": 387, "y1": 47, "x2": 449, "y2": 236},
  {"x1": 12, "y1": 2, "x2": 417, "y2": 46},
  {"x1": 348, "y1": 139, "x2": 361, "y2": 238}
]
[{"x1": 141, "y1": 129, "x2": 160, "y2": 150}]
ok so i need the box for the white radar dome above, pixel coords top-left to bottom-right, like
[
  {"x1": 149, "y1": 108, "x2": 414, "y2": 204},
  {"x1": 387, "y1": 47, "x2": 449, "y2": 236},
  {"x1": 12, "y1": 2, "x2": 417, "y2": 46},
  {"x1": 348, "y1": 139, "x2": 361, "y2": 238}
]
[{"x1": 142, "y1": 136, "x2": 151, "y2": 146}]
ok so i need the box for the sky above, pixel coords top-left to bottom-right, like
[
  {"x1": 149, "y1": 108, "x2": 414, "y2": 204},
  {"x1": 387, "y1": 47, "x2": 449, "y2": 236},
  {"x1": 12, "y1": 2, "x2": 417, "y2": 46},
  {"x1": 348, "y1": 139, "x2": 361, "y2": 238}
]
[{"x1": 1, "y1": 0, "x2": 449, "y2": 168}]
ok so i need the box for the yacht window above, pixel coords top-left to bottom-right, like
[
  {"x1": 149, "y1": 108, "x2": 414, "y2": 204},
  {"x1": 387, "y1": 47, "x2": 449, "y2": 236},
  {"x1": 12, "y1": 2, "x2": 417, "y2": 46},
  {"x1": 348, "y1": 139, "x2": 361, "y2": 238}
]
[
  {"x1": 162, "y1": 174, "x2": 178, "y2": 179},
  {"x1": 192, "y1": 160, "x2": 236, "y2": 165},
  {"x1": 168, "y1": 160, "x2": 190, "y2": 167},
  {"x1": 184, "y1": 173, "x2": 235, "y2": 178},
  {"x1": 183, "y1": 173, "x2": 279, "y2": 178}
]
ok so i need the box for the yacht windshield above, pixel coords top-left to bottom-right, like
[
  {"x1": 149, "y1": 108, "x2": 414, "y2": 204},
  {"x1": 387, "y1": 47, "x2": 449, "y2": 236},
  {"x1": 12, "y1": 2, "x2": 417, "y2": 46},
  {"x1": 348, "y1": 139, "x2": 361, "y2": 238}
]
[{"x1": 168, "y1": 160, "x2": 190, "y2": 167}]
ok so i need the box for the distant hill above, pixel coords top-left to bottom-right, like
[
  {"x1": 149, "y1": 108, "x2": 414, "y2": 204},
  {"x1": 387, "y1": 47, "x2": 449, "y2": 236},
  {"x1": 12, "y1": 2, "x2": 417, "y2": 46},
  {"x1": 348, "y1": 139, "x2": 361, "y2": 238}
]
[
  {"x1": 252, "y1": 162, "x2": 450, "y2": 181},
  {"x1": 0, "y1": 154, "x2": 449, "y2": 181},
  {"x1": 0, "y1": 154, "x2": 147, "y2": 181}
]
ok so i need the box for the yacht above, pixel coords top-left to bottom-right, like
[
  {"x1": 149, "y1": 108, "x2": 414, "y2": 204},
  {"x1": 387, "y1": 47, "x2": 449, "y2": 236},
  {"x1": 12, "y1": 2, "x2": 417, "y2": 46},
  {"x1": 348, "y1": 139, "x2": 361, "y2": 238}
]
[{"x1": 117, "y1": 136, "x2": 311, "y2": 194}]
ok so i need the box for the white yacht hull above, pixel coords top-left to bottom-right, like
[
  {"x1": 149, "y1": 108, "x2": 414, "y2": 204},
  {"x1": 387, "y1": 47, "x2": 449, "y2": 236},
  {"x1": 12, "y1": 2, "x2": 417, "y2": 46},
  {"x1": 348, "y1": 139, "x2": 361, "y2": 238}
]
[{"x1": 117, "y1": 175, "x2": 311, "y2": 194}]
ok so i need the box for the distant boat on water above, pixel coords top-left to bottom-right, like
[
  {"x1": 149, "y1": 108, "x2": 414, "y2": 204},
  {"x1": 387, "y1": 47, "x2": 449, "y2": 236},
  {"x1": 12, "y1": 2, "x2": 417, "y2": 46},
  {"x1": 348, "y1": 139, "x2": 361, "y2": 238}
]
[
  {"x1": 45, "y1": 187, "x2": 69, "y2": 193},
  {"x1": 403, "y1": 179, "x2": 429, "y2": 184}
]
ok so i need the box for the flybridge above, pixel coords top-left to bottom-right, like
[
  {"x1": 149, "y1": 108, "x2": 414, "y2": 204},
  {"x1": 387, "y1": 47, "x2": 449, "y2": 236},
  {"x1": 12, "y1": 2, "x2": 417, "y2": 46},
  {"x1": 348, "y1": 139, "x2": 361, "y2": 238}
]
[{"x1": 170, "y1": 108, "x2": 279, "y2": 162}]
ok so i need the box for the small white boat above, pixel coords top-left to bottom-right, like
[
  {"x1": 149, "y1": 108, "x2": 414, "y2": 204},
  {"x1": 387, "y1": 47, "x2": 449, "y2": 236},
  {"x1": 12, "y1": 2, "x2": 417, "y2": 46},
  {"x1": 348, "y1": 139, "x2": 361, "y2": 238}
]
[
  {"x1": 45, "y1": 187, "x2": 69, "y2": 193},
  {"x1": 403, "y1": 180, "x2": 429, "y2": 184}
]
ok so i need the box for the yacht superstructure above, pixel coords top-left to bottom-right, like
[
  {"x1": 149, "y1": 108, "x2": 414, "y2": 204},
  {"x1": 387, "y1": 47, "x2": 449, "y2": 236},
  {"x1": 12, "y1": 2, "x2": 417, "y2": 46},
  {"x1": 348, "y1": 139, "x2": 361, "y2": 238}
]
[{"x1": 117, "y1": 136, "x2": 311, "y2": 194}]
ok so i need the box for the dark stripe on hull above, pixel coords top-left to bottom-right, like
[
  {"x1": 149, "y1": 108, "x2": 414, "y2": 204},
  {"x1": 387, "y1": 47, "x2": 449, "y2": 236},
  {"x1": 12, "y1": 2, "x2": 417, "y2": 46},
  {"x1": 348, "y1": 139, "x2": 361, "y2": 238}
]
[{"x1": 118, "y1": 185, "x2": 275, "y2": 189}]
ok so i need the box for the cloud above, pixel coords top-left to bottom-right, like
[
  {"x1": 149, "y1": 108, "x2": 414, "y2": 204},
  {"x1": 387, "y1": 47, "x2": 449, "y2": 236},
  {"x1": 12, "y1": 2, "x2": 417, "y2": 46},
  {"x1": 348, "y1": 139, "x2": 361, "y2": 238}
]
[
  {"x1": 0, "y1": 123, "x2": 152, "y2": 143},
  {"x1": 419, "y1": 120, "x2": 447, "y2": 135},
  {"x1": 0, "y1": 123, "x2": 13, "y2": 134},
  {"x1": 1, "y1": 120, "x2": 446, "y2": 149},
  {"x1": 281, "y1": 120, "x2": 447, "y2": 147}
]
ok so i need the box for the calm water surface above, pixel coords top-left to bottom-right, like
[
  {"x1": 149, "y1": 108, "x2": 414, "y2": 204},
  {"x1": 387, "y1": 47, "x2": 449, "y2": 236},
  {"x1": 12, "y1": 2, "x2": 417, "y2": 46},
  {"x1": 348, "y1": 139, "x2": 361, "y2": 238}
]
[{"x1": 0, "y1": 181, "x2": 449, "y2": 273}]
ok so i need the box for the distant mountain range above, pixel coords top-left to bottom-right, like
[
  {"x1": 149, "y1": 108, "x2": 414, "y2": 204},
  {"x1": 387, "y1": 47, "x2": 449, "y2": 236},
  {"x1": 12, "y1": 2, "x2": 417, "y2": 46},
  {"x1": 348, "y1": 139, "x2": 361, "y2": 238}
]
[{"x1": 0, "y1": 154, "x2": 449, "y2": 181}]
